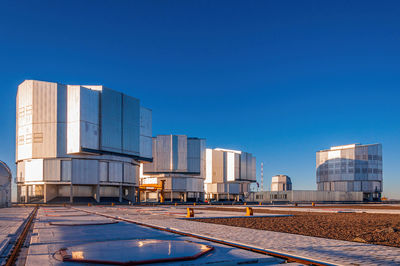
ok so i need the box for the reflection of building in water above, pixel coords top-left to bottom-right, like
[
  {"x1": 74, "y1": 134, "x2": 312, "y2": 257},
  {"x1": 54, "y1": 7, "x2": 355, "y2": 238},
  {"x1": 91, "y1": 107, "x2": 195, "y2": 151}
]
[
  {"x1": 316, "y1": 143, "x2": 382, "y2": 201},
  {"x1": 271, "y1": 175, "x2": 292, "y2": 191}
]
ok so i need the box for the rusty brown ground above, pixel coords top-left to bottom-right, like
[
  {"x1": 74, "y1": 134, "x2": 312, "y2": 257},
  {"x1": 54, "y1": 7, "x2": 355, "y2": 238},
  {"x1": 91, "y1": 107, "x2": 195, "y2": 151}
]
[{"x1": 194, "y1": 207, "x2": 400, "y2": 247}]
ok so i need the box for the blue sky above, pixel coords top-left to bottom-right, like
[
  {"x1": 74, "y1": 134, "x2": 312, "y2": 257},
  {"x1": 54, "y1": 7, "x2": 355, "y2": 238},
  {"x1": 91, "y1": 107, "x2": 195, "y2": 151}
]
[{"x1": 1, "y1": 0, "x2": 399, "y2": 198}]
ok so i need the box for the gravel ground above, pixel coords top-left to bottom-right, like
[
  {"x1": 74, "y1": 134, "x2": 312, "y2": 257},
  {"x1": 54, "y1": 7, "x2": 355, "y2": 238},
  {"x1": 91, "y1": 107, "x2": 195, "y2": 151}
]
[{"x1": 195, "y1": 208, "x2": 400, "y2": 248}]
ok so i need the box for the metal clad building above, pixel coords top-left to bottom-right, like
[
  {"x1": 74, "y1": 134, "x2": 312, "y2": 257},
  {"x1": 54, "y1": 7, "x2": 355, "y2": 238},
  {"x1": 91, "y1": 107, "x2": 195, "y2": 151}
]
[
  {"x1": 0, "y1": 161, "x2": 11, "y2": 207},
  {"x1": 141, "y1": 135, "x2": 205, "y2": 202},
  {"x1": 316, "y1": 143, "x2": 383, "y2": 201},
  {"x1": 204, "y1": 148, "x2": 256, "y2": 201},
  {"x1": 16, "y1": 80, "x2": 152, "y2": 203}
]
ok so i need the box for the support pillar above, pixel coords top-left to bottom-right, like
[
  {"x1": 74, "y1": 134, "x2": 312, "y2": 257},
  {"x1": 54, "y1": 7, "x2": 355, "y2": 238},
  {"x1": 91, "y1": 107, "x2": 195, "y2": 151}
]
[
  {"x1": 44, "y1": 184, "x2": 47, "y2": 204},
  {"x1": 70, "y1": 184, "x2": 73, "y2": 204},
  {"x1": 170, "y1": 191, "x2": 173, "y2": 202},
  {"x1": 95, "y1": 185, "x2": 100, "y2": 203},
  {"x1": 183, "y1": 192, "x2": 187, "y2": 202},
  {"x1": 119, "y1": 185, "x2": 122, "y2": 203},
  {"x1": 24, "y1": 185, "x2": 29, "y2": 203},
  {"x1": 216, "y1": 193, "x2": 219, "y2": 202}
]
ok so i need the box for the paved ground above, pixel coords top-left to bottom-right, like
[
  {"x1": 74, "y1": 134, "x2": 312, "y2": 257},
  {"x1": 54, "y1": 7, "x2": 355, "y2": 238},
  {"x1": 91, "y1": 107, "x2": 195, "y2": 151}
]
[
  {"x1": 77, "y1": 205, "x2": 400, "y2": 266},
  {"x1": 26, "y1": 207, "x2": 288, "y2": 265},
  {"x1": 0, "y1": 207, "x2": 33, "y2": 263}
]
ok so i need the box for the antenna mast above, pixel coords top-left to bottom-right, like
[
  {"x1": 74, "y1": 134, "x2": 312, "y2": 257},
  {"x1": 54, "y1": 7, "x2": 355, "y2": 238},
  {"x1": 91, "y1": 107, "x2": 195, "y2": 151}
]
[{"x1": 260, "y1": 162, "x2": 264, "y2": 192}]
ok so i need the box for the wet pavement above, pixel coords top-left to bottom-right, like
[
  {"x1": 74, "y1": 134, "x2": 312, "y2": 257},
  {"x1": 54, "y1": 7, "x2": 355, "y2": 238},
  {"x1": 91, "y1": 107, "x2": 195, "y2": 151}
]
[{"x1": 26, "y1": 206, "x2": 287, "y2": 265}]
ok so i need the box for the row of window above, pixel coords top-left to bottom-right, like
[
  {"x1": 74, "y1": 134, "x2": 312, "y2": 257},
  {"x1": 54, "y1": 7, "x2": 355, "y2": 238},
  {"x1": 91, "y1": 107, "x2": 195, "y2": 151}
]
[{"x1": 318, "y1": 168, "x2": 383, "y2": 175}]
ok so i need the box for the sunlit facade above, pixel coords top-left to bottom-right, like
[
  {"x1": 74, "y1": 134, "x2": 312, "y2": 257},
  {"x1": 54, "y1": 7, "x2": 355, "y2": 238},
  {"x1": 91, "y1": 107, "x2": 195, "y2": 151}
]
[{"x1": 316, "y1": 143, "x2": 382, "y2": 201}]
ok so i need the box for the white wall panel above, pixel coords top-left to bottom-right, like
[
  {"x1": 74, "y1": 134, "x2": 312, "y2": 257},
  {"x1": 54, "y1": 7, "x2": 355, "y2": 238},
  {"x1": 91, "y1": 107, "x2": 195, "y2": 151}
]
[
  {"x1": 140, "y1": 107, "x2": 152, "y2": 137},
  {"x1": 140, "y1": 136, "x2": 153, "y2": 159},
  {"x1": 25, "y1": 159, "x2": 44, "y2": 182}
]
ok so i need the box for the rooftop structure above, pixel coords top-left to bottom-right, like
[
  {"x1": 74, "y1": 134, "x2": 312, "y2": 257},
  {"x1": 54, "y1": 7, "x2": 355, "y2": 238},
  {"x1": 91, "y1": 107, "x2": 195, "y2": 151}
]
[
  {"x1": 16, "y1": 80, "x2": 152, "y2": 203},
  {"x1": 141, "y1": 135, "x2": 205, "y2": 202},
  {"x1": 316, "y1": 143, "x2": 382, "y2": 201},
  {"x1": 271, "y1": 175, "x2": 292, "y2": 192},
  {"x1": 204, "y1": 148, "x2": 256, "y2": 201}
]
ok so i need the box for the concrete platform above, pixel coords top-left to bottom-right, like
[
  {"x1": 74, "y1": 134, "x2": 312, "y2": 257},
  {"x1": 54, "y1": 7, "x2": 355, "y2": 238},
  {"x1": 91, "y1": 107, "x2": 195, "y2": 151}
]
[
  {"x1": 26, "y1": 207, "x2": 286, "y2": 265},
  {"x1": 78, "y1": 205, "x2": 400, "y2": 265},
  {"x1": 0, "y1": 207, "x2": 33, "y2": 264}
]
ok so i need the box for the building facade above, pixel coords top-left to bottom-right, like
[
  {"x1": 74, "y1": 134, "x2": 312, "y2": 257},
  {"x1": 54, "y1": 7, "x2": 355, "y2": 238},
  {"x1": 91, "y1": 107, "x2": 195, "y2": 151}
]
[
  {"x1": 271, "y1": 175, "x2": 292, "y2": 191},
  {"x1": 141, "y1": 135, "x2": 205, "y2": 202},
  {"x1": 316, "y1": 143, "x2": 382, "y2": 201},
  {"x1": 16, "y1": 80, "x2": 152, "y2": 203},
  {"x1": 204, "y1": 148, "x2": 256, "y2": 201}
]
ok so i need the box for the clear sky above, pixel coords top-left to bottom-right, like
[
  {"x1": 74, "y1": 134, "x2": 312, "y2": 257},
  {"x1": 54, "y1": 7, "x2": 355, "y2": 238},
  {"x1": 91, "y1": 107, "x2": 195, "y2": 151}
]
[{"x1": 0, "y1": 0, "x2": 399, "y2": 198}]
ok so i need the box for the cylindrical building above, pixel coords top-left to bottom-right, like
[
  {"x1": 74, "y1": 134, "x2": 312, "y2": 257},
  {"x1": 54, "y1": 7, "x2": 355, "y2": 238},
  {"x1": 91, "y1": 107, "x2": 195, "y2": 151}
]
[{"x1": 316, "y1": 143, "x2": 382, "y2": 201}]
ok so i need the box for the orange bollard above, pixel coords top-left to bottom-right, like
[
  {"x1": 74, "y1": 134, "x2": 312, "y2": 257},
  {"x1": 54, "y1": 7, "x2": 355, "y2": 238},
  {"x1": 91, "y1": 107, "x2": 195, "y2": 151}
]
[
  {"x1": 88, "y1": 203, "x2": 92, "y2": 207},
  {"x1": 186, "y1": 208, "x2": 194, "y2": 218},
  {"x1": 312, "y1": 202, "x2": 315, "y2": 207},
  {"x1": 193, "y1": 202, "x2": 196, "y2": 206},
  {"x1": 259, "y1": 202, "x2": 262, "y2": 206},
  {"x1": 175, "y1": 202, "x2": 178, "y2": 206},
  {"x1": 245, "y1": 207, "x2": 253, "y2": 216},
  {"x1": 244, "y1": 202, "x2": 247, "y2": 206},
  {"x1": 111, "y1": 202, "x2": 115, "y2": 207}
]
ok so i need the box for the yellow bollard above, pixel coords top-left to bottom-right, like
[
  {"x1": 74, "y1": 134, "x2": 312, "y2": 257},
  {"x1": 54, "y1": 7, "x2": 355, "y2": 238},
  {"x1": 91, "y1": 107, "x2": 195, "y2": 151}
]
[
  {"x1": 244, "y1": 202, "x2": 247, "y2": 206},
  {"x1": 312, "y1": 202, "x2": 315, "y2": 207},
  {"x1": 111, "y1": 202, "x2": 115, "y2": 207},
  {"x1": 175, "y1": 202, "x2": 178, "y2": 206},
  {"x1": 259, "y1": 202, "x2": 262, "y2": 206},
  {"x1": 186, "y1": 208, "x2": 194, "y2": 218},
  {"x1": 88, "y1": 203, "x2": 92, "y2": 207},
  {"x1": 193, "y1": 202, "x2": 196, "y2": 206},
  {"x1": 245, "y1": 207, "x2": 253, "y2": 216}
]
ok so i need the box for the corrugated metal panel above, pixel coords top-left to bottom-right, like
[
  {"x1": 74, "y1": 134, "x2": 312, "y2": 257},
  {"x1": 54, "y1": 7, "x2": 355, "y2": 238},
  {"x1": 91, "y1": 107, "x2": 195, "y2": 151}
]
[
  {"x1": 187, "y1": 138, "x2": 201, "y2": 173},
  {"x1": 240, "y1": 152, "x2": 247, "y2": 180},
  {"x1": 99, "y1": 161, "x2": 108, "y2": 182},
  {"x1": 175, "y1": 135, "x2": 187, "y2": 171},
  {"x1": 61, "y1": 160, "x2": 71, "y2": 182},
  {"x1": 109, "y1": 161, "x2": 123, "y2": 182},
  {"x1": 123, "y1": 163, "x2": 137, "y2": 184},
  {"x1": 44, "y1": 159, "x2": 61, "y2": 181},
  {"x1": 122, "y1": 94, "x2": 140, "y2": 155},
  {"x1": 101, "y1": 87, "x2": 122, "y2": 153},
  {"x1": 156, "y1": 135, "x2": 172, "y2": 171},
  {"x1": 140, "y1": 136, "x2": 152, "y2": 159},
  {"x1": 234, "y1": 153, "x2": 240, "y2": 180},
  {"x1": 143, "y1": 138, "x2": 156, "y2": 172},
  {"x1": 71, "y1": 159, "x2": 98, "y2": 185},
  {"x1": 139, "y1": 107, "x2": 152, "y2": 159},
  {"x1": 140, "y1": 107, "x2": 152, "y2": 137},
  {"x1": 56, "y1": 84, "x2": 67, "y2": 157},
  {"x1": 172, "y1": 177, "x2": 186, "y2": 190},
  {"x1": 212, "y1": 150, "x2": 224, "y2": 183}
]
